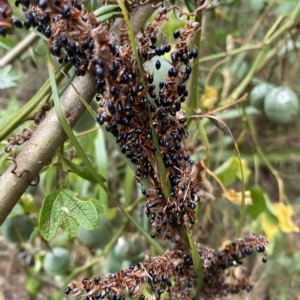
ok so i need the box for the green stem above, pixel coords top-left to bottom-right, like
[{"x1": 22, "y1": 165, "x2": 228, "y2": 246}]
[
  {"x1": 247, "y1": 117, "x2": 286, "y2": 202},
  {"x1": 227, "y1": 2, "x2": 300, "y2": 101},
  {"x1": 189, "y1": 8, "x2": 202, "y2": 112},
  {"x1": 254, "y1": 153, "x2": 259, "y2": 186},
  {"x1": 227, "y1": 49, "x2": 267, "y2": 101},
  {"x1": 199, "y1": 8, "x2": 298, "y2": 67},
  {"x1": 264, "y1": 2, "x2": 300, "y2": 45},
  {"x1": 199, "y1": 44, "x2": 261, "y2": 63},
  {"x1": 187, "y1": 231, "x2": 203, "y2": 298},
  {"x1": 228, "y1": 1, "x2": 274, "y2": 79},
  {"x1": 126, "y1": 194, "x2": 145, "y2": 212},
  {"x1": 198, "y1": 119, "x2": 211, "y2": 161},
  {"x1": 256, "y1": 37, "x2": 288, "y2": 72},
  {"x1": 187, "y1": 6, "x2": 205, "y2": 168},
  {"x1": 234, "y1": 140, "x2": 246, "y2": 238},
  {"x1": 186, "y1": 7, "x2": 205, "y2": 298}
]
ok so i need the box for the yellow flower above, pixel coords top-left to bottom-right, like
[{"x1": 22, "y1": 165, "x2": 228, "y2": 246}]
[{"x1": 201, "y1": 86, "x2": 218, "y2": 109}]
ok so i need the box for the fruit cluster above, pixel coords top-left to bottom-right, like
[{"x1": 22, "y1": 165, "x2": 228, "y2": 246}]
[{"x1": 249, "y1": 83, "x2": 299, "y2": 124}]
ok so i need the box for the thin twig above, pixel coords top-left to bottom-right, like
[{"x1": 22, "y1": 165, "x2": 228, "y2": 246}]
[{"x1": 0, "y1": 32, "x2": 39, "y2": 68}]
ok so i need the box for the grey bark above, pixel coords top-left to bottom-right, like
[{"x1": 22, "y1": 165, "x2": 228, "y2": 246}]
[{"x1": 0, "y1": 72, "x2": 96, "y2": 225}]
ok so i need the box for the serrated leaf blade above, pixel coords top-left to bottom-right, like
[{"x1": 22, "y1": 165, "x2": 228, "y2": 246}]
[
  {"x1": 0, "y1": 65, "x2": 20, "y2": 89},
  {"x1": 81, "y1": 197, "x2": 106, "y2": 215},
  {"x1": 39, "y1": 188, "x2": 99, "y2": 240}
]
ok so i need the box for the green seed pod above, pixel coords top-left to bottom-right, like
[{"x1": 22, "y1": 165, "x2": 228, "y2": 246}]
[
  {"x1": 77, "y1": 215, "x2": 113, "y2": 249},
  {"x1": 2, "y1": 215, "x2": 34, "y2": 243},
  {"x1": 264, "y1": 86, "x2": 299, "y2": 123},
  {"x1": 43, "y1": 247, "x2": 70, "y2": 276},
  {"x1": 249, "y1": 82, "x2": 275, "y2": 110}
]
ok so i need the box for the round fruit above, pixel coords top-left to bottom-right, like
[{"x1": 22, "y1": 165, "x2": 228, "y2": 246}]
[
  {"x1": 43, "y1": 247, "x2": 70, "y2": 276},
  {"x1": 113, "y1": 235, "x2": 145, "y2": 264},
  {"x1": 113, "y1": 236, "x2": 129, "y2": 259},
  {"x1": 77, "y1": 215, "x2": 113, "y2": 249},
  {"x1": 2, "y1": 215, "x2": 34, "y2": 243},
  {"x1": 249, "y1": 82, "x2": 275, "y2": 110},
  {"x1": 264, "y1": 86, "x2": 299, "y2": 123}
]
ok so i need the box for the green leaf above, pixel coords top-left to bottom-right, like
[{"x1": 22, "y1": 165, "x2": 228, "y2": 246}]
[
  {"x1": 97, "y1": 11, "x2": 123, "y2": 22},
  {"x1": 39, "y1": 188, "x2": 99, "y2": 240},
  {"x1": 248, "y1": 186, "x2": 277, "y2": 220},
  {"x1": 29, "y1": 227, "x2": 40, "y2": 243},
  {"x1": 94, "y1": 4, "x2": 123, "y2": 22},
  {"x1": 0, "y1": 65, "x2": 20, "y2": 89},
  {"x1": 214, "y1": 157, "x2": 238, "y2": 186},
  {"x1": 249, "y1": 0, "x2": 270, "y2": 11},
  {"x1": 184, "y1": 0, "x2": 196, "y2": 12},
  {"x1": 275, "y1": 0, "x2": 298, "y2": 17},
  {"x1": 81, "y1": 197, "x2": 106, "y2": 215},
  {"x1": 93, "y1": 4, "x2": 120, "y2": 17},
  {"x1": 0, "y1": 36, "x2": 17, "y2": 50},
  {"x1": 214, "y1": 156, "x2": 251, "y2": 186},
  {"x1": 235, "y1": 158, "x2": 251, "y2": 184},
  {"x1": 187, "y1": 232, "x2": 203, "y2": 297},
  {"x1": 25, "y1": 271, "x2": 43, "y2": 295},
  {"x1": 46, "y1": 47, "x2": 107, "y2": 191},
  {"x1": 58, "y1": 154, "x2": 106, "y2": 183}
]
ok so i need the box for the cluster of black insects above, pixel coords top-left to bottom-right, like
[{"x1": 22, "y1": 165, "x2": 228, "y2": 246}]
[
  {"x1": 64, "y1": 234, "x2": 268, "y2": 300},
  {"x1": 65, "y1": 250, "x2": 196, "y2": 300},
  {"x1": 2, "y1": 0, "x2": 270, "y2": 299},
  {"x1": 199, "y1": 234, "x2": 268, "y2": 297},
  {"x1": 5, "y1": 0, "x2": 201, "y2": 237},
  {"x1": 6, "y1": 0, "x2": 203, "y2": 263},
  {"x1": 95, "y1": 11, "x2": 201, "y2": 240},
  {"x1": 7, "y1": 0, "x2": 101, "y2": 77}
]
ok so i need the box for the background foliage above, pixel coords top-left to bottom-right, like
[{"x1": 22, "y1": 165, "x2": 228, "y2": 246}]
[{"x1": 0, "y1": 0, "x2": 300, "y2": 299}]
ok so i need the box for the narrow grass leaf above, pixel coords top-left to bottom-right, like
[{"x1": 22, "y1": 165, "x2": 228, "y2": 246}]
[
  {"x1": 58, "y1": 153, "x2": 106, "y2": 183},
  {"x1": 93, "y1": 4, "x2": 120, "y2": 17},
  {"x1": 46, "y1": 46, "x2": 107, "y2": 188},
  {"x1": 81, "y1": 197, "x2": 106, "y2": 215},
  {"x1": 187, "y1": 231, "x2": 203, "y2": 297}
]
